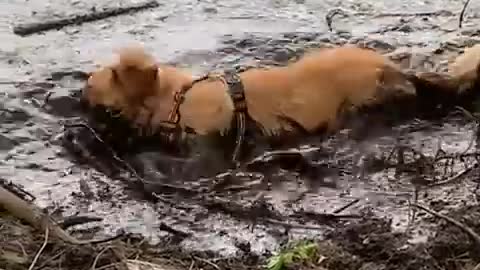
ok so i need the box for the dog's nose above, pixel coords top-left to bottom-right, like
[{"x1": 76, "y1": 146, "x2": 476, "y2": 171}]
[
  {"x1": 79, "y1": 86, "x2": 92, "y2": 110},
  {"x1": 78, "y1": 96, "x2": 90, "y2": 112}
]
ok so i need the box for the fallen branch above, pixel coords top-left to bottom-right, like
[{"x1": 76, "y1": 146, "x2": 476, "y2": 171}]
[
  {"x1": 0, "y1": 178, "x2": 36, "y2": 202},
  {"x1": 13, "y1": 0, "x2": 160, "y2": 36},
  {"x1": 0, "y1": 185, "x2": 123, "y2": 245},
  {"x1": 412, "y1": 203, "x2": 480, "y2": 247}
]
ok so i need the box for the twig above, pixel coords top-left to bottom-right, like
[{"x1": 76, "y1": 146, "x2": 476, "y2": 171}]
[
  {"x1": 158, "y1": 222, "x2": 191, "y2": 238},
  {"x1": 193, "y1": 256, "x2": 221, "y2": 270},
  {"x1": 28, "y1": 224, "x2": 49, "y2": 270},
  {"x1": 263, "y1": 218, "x2": 326, "y2": 231},
  {"x1": 454, "y1": 106, "x2": 479, "y2": 157},
  {"x1": 325, "y1": 8, "x2": 454, "y2": 31},
  {"x1": 13, "y1": 240, "x2": 27, "y2": 257},
  {"x1": 13, "y1": 1, "x2": 160, "y2": 36},
  {"x1": 290, "y1": 210, "x2": 362, "y2": 222},
  {"x1": 332, "y1": 199, "x2": 360, "y2": 214},
  {"x1": 35, "y1": 248, "x2": 69, "y2": 270},
  {"x1": 63, "y1": 123, "x2": 146, "y2": 183},
  {"x1": 373, "y1": 10, "x2": 453, "y2": 17},
  {"x1": 412, "y1": 203, "x2": 480, "y2": 247},
  {"x1": 459, "y1": 0, "x2": 472, "y2": 28},
  {"x1": 91, "y1": 246, "x2": 113, "y2": 270},
  {"x1": 428, "y1": 164, "x2": 476, "y2": 187},
  {"x1": 325, "y1": 8, "x2": 348, "y2": 32},
  {"x1": 59, "y1": 215, "x2": 103, "y2": 229},
  {"x1": 63, "y1": 122, "x2": 198, "y2": 194}
]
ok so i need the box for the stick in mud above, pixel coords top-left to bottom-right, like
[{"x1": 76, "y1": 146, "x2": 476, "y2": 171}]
[
  {"x1": 412, "y1": 203, "x2": 480, "y2": 247},
  {"x1": 13, "y1": 0, "x2": 160, "y2": 37},
  {"x1": 459, "y1": 0, "x2": 472, "y2": 28},
  {"x1": 0, "y1": 185, "x2": 123, "y2": 245}
]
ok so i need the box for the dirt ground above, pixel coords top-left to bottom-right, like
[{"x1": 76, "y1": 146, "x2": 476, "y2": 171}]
[{"x1": 2, "y1": 0, "x2": 480, "y2": 269}]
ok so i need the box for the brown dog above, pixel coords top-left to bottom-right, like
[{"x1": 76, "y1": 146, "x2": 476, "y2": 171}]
[
  {"x1": 83, "y1": 44, "x2": 418, "y2": 138},
  {"x1": 82, "y1": 43, "x2": 480, "y2": 165}
]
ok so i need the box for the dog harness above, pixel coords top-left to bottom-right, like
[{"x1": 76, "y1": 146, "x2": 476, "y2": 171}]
[{"x1": 157, "y1": 69, "x2": 248, "y2": 164}]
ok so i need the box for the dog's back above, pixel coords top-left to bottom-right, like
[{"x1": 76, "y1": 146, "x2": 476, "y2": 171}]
[
  {"x1": 294, "y1": 45, "x2": 414, "y2": 104},
  {"x1": 240, "y1": 45, "x2": 414, "y2": 135}
]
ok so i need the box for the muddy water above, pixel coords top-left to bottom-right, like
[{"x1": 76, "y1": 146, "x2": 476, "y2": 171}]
[{"x1": 1, "y1": 0, "x2": 480, "y2": 257}]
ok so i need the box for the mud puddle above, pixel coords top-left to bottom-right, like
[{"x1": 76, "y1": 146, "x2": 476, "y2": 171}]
[{"x1": 1, "y1": 0, "x2": 480, "y2": 268}]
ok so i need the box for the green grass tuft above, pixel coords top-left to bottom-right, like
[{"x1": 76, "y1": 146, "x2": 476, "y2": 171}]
[{"x1": 265, "y1": 240, "x2": 319, "y2": 270}]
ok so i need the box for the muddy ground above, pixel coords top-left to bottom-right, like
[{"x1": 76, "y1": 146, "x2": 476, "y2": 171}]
[{"x1": 2, "y1": 0, "x2": 480, "y2": 269}]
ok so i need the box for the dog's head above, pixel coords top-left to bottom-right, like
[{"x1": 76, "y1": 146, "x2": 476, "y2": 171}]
[
  {"x1": 82, "y1": 45, "x2": 160, "y2": 112},
  {"x1": 83, "y1": 66, "x2": 125, "y2": 110}
]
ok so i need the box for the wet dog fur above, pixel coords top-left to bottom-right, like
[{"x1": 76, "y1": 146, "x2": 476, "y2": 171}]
[
  {"x1": 84, "y1": 45, "x2": 417, "y2": 134},
  {"x1": 82, "y1": 43, "x2": 480, "y2": 159}
]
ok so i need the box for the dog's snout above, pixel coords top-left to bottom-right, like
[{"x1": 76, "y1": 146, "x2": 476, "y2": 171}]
[
  {"x1": 78, "y1": 93, "x2": 91, "y2": 111},
  {"x1": 79, "y1": 81, "x2": 94, "y2": 108}
]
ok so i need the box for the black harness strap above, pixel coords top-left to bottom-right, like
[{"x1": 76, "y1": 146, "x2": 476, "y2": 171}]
[
  {"x1": 155, "y1": 69, "x2": 249, "y2": 164},
  {"x1": 222, "y1": 69, "x2": 248, "y2": 165}
]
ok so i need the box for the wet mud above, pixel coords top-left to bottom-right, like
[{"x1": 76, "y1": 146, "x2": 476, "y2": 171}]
[{"x1": 2, "y1": 0, "x2": 480, "y2": 269}]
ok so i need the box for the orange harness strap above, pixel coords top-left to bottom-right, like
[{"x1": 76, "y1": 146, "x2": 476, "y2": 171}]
[{"x1": 158, "y1": 69, "x2": 248, "y2": 164}]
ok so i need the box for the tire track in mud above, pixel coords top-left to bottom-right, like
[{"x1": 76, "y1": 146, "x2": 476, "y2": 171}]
[{"x1": 1, "y1": 0, "x2": 480, "y2": 262}]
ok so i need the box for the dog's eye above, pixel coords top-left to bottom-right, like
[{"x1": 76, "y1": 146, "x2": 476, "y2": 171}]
[{"x1": 111, "y1": 68, "x2": 119, "y2": 82}]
